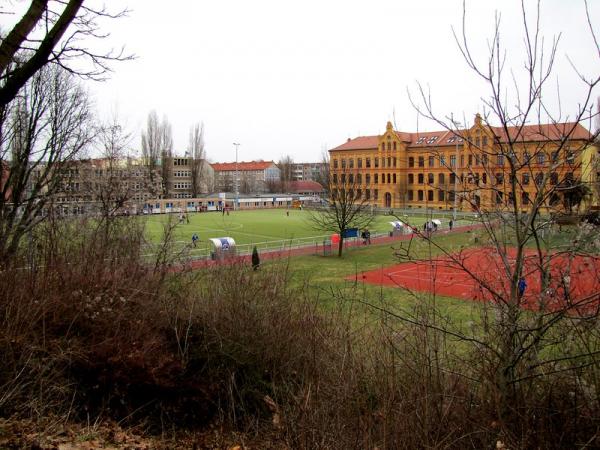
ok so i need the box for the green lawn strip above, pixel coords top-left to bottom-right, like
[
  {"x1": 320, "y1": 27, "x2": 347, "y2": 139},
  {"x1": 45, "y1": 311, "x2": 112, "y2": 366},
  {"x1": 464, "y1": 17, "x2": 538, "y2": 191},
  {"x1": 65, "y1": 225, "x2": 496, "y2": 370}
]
[{"x1": 143, "y1": 209, "x2": 442, "y2": 247}]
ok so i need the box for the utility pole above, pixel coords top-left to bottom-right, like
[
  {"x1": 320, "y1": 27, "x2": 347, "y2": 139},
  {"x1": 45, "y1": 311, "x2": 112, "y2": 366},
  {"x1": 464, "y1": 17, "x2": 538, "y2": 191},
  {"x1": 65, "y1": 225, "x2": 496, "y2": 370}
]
[{"x1": 233, "y1": 142, "x2": 240, "y2": 210}]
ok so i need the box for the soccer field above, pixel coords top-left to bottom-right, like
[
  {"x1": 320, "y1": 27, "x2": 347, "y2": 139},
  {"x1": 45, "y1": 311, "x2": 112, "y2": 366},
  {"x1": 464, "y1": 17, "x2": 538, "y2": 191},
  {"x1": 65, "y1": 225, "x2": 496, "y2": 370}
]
[{"x1": 144, "y1": 209, "x2": 434, "y2": 248}]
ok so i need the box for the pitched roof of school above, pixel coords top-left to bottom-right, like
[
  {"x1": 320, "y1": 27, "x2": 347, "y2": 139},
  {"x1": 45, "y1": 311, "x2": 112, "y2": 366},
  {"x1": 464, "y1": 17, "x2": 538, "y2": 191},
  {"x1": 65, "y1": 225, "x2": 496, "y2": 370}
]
[
  {"x1": 330, "y1": 122, "x2": 592, "y2": 151},
  {"x1": 211, "y1": 161, "x2": 276, "y2": 172}
]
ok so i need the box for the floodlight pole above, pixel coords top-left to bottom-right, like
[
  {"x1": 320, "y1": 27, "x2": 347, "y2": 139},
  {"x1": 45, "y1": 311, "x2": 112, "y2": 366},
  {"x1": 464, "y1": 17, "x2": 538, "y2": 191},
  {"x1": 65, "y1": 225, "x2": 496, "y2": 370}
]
[{"x1": 233, "y1": 143, "x2": 240, "y2": 210}]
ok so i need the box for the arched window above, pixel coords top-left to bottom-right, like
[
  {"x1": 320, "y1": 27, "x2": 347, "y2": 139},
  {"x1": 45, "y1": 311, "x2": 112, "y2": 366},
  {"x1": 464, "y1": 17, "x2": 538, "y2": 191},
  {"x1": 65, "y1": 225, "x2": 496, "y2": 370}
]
[
  {"x1": 438, "y1": 173, "x2": 445, "y2": 184},
  {"x1": 409, "y1": 157, "x2": 415, "y2": 167},
  {"x1": 408, "y1": 173, "x2": 414, "y2": 184}
]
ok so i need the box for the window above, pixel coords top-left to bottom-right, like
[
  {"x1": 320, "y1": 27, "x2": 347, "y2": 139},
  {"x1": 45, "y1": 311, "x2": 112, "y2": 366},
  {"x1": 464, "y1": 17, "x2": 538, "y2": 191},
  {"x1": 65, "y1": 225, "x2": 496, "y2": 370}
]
[
  {"x1": 416, "y1": 136, "x2": 427, "y2": 144},
  {"x1": 551, "y1": 151, "x2": 559, "y2": 163},
  {"x1": 387, "y1": 173, "x2": 391, "y2": 184},
  {"x1": 521, "y1": 192, "x2": 530, "y2": 205},
  {"x1": 439, "y1": 155, "x2": 446, "y2": 166},
  {"x1": 341, "y1": 159, "x2": 346, "y2": 169},
  {"x1": 550, "y1": 172, "x2": 558, "y2": 185},
  {"x1": 348, "y1": 174, "x2": 354, "y2": 184},
  {"x1": 428, "y1": 156, "x2": 435, "y2": 167},
  {"x1": 382, "y1": 157, "x2": 386, "y2": 168},
  {"x1": 408, "y1": 190, "x2": 414, "y2": 201},
  {"x1": 460, "y1": 155, "x2": 464, "y2": 167},
  {"x1": 374, "y1": 157, "x2": 379, "y2": 168},
  {"x1": 393, "y1": 157, "x2": 397, "y2": 167},
  {"x1": 387, "y1": 142, "x2": 391, "y2": 151},
  {"x1": 449, "y1": 191, "x2": 455, "y2": 201},
  {"x1": 482, "y1": 154, "x2": 488, "y2": 166},
  {"x1": 566, "y1": 150, "x2": 575, "y2": 164},
  {"x1": 438, "y1": 190, "x2": 445, "y2": 201},
  {"x1": 408, "y1": 174, "x2": 414, "y2": 184},
  {"x1": 450, "y1": 155, "x2": 456, "y2": 167},
  {"x1": 565, "y1": 172, "x2": 574, "y2": 185},
  {"x1": 366, "y1": 189, "x2": 370, "y2": 200},
  {"x1": 357, "y1": 173, "x2": 362, "y2": 184},
  {"x1": 475, "y1": 137, "x2": 480, "y2": 147},
  {"x1": 427, "y1": 173, "x2": 434, "y2": 184},
  {"x1": 428, "y1": 190, "x2": 434, "y2": 201},
  {"x1": 381, "y1": 143, "x2": 385, "y2": 151},
  {"x1": 356, "y1": 189, "x2": 362, "y2": 199},
  {"x1": 409, "y1": 157, "x2": 415, "y2": 167},
  {"x1": 496, "y1": 191, "x2": 504, "y2": 204},
  {"x1": 374, "y1": 189, "x2": 379, "y2": 200},
  {"x1": 333, "y1": 159, "x2": 338, "y2": 169},
  {"x1": 523, "y1": 151, "x2": 531, "y2": 163},
  {"x1": 468, "y1": 155, "x2": 473, "y2": 166},
  {"x1": 450, "y1": 173, "x2": 456, "y2": 184},
  {"x1": 374, "y1": 174, "x2": 378, "y2": 184},
  {"x1": 393, "y1": 174, "x2": 396, "y2": 183},
  {"x1": 482, "y1": 136, "x2": 488, "y2": 146},
  {"x1": 418, "y1": 190, "x2": 424, "y2": 201},
  {"x1": 333, "y1": 174, "x2": 338, "y2": 183},
  {"x1": 418, "y1": 156, "x2": 425, "y2": 167},
  {"x1": 387, "y1": 157, "x2": 391, "y2": 167},
  {"x1": 341, "y1": 174, "x2": 346, "y2": 184},
  {"x1": 366, "y1": 174, "x2": 371, "y2": 184},
  {"x1": 349, "y1": 158, "x2": 354, "y2": 169},
  {"x1": 418, "y1": 173, "x2": 424, "y2": 184},
  {"x1": 438, "y1": 173, "x2": 445, "y2": 184},
  {"x1": 366, "y1": 158, "x2": 371, "y2": 168},
  {"x1": 497, "y1": 154, "x2": 504, "y2": 166},
  {"x1": 393, "y1": 142, "x2": 397, "y2": 151},
  {"x1": 522, "y1": 173, "x2": 530, "y2": 185},
  {"x1": 535, "y1": 172, "x2": 543, "y2": 186},
  {"x1": 537, "y1": 153, "x2": 545, "y2": 165},
  {"x1": 474, "y1": 173, "x2": 480, "y2": 185},
  {"x1": 358, "y1": 158, "x2": 362, "y2": 168},
  {"x1": 495, "y1": 173, "x2": 504, "y2": 185}
]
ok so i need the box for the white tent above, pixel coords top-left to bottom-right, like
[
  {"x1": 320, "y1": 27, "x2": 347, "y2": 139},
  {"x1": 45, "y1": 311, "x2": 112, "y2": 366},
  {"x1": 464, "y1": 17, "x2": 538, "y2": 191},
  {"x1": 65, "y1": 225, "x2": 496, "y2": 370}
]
[
  {"x1": 432, "y1": 219, "x2": 442, "y2": 225},
  {"x1": 389, "y1": 221, "x2": 405, "y2": 228}
]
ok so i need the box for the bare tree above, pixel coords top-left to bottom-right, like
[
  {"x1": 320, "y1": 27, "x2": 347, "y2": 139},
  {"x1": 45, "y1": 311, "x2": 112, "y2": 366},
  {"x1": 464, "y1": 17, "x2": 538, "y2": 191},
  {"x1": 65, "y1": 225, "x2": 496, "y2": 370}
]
[
  {"x1": 0, "y1": 1, "x2": 132, "y2": 108},
  {"x1": 188, "y1": 122, "x2": 205, "y2": 197},
  {"x1": 160, "y1": 115, "x2": 173, "y2": 197},
  {"x1": 310, "y1": 171, "x2": 374, "y2": 257},
  {"x1": 399, "y1": 0, "x2": 600, "y2": 431},
  {"x1": 313, "y1": 150, "x2": 331, "y2": 194},
  {"x1": 141, "y1": 111, "x2": 172, "y2": 198},
  {"x1": 0, "y1": 64, "x2": 93, "y2": 264},
  {"x1": 277, "y1": 154, "x2": 294, "y2": 192}
]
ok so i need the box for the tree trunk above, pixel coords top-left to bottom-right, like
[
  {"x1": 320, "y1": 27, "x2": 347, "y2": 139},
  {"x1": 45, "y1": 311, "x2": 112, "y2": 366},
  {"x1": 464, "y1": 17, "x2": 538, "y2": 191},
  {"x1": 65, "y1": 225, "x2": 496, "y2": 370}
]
[{"x1": 337, "y1": 236, "x2": 344, "y2": 257}]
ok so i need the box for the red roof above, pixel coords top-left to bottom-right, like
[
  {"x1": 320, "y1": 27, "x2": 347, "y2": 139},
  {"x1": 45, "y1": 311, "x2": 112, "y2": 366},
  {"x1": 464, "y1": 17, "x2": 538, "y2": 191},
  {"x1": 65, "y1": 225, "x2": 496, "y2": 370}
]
[
  {"x1": 331, "y1": 122, "x2": 592, "y2": 151},
  {"x1": 288, "y1": 180, "x2": 324, "y2": 193},
  {"x1": 211, "y1": 161, "x2": 275, "y2": 172}
]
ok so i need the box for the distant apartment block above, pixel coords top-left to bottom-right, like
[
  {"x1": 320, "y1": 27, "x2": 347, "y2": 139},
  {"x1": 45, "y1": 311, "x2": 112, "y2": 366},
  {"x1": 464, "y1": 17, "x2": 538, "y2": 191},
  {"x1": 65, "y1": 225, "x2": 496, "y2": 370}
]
[
  {"x1": 211, "y1": 161, "x2": 280, "y2": 194},
  {"x1": 291, "y1": 162, "x2": 328, "y2": 181},
  {"x1": 168, "y1": 157, "x2": 214, "y2": 199}
]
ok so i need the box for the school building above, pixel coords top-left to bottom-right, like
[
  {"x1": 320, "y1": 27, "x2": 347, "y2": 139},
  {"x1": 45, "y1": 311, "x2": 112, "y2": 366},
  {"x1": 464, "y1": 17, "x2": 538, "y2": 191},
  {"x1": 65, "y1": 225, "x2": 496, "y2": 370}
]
[{"x1": 329, "y1": 115, "x2": 598, "y2": 213}]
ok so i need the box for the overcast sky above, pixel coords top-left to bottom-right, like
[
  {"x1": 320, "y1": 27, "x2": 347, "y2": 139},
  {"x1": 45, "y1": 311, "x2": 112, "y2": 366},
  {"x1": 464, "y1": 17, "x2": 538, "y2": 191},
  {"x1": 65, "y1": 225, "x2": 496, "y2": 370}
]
[{"x1": 5, "y1": 1, "x2": 600, "y2": 163}]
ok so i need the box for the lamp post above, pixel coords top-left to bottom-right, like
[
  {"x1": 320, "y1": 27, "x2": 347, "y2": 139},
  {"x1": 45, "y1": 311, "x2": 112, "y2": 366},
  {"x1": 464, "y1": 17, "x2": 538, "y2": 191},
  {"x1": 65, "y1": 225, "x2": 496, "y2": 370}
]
[{"x1": 233, "y1": 142, "x2": 240, "y2": 210}]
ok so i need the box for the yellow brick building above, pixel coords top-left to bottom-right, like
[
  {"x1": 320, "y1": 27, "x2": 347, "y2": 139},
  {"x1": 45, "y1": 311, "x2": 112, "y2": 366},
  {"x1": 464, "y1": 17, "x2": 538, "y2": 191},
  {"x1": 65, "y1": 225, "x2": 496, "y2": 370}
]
[{"x1": 329, "y1": 115, "x2": 598, "y2": 213}]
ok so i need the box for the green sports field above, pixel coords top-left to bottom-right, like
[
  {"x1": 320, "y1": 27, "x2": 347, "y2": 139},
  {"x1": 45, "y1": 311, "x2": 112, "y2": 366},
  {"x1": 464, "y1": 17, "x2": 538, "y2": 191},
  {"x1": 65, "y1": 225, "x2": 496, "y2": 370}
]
[{"x1": 144, "y1": 209, "x2": 435, "y2": 247}]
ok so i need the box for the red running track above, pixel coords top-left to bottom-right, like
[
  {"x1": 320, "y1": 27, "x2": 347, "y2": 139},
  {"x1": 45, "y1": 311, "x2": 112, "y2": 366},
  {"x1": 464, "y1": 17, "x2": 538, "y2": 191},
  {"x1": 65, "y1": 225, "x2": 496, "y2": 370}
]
[{"x1": 352, "y1": 247, "x2": 600, "y2": 313}]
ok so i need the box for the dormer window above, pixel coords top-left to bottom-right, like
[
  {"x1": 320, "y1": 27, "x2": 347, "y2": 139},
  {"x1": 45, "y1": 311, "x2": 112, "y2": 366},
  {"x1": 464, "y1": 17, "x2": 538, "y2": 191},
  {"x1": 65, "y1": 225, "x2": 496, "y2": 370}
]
[
  {"x1": 416, "y1": 136, "x2": 427, "y2": 144},
  {"x1": 427, "y1": 136, "x2": 438, "y2": 144}
]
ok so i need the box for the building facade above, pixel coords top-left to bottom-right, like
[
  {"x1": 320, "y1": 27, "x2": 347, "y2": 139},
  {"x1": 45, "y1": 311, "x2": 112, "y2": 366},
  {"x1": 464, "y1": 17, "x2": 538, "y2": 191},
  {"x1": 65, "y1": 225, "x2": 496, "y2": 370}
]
[
  {"x1": 291, "y1": 162, "x2": 329, "y2": 182},
  {"x1": 169, "y1": 157, "x2": 214, "y2": 199},
  {"x1": 329, "y1": 116, "x2": 598, "y2": 213},
  {"x1": 211, "y1": 161, "x2": 280, "y2": 194}
]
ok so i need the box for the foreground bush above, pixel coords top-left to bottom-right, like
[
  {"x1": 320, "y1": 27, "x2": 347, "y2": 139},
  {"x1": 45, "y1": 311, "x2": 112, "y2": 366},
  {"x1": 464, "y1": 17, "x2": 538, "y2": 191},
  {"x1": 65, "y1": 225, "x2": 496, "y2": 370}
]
[{"x1": 1, "y1": 216, "x2": 599, "y2": 448}]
